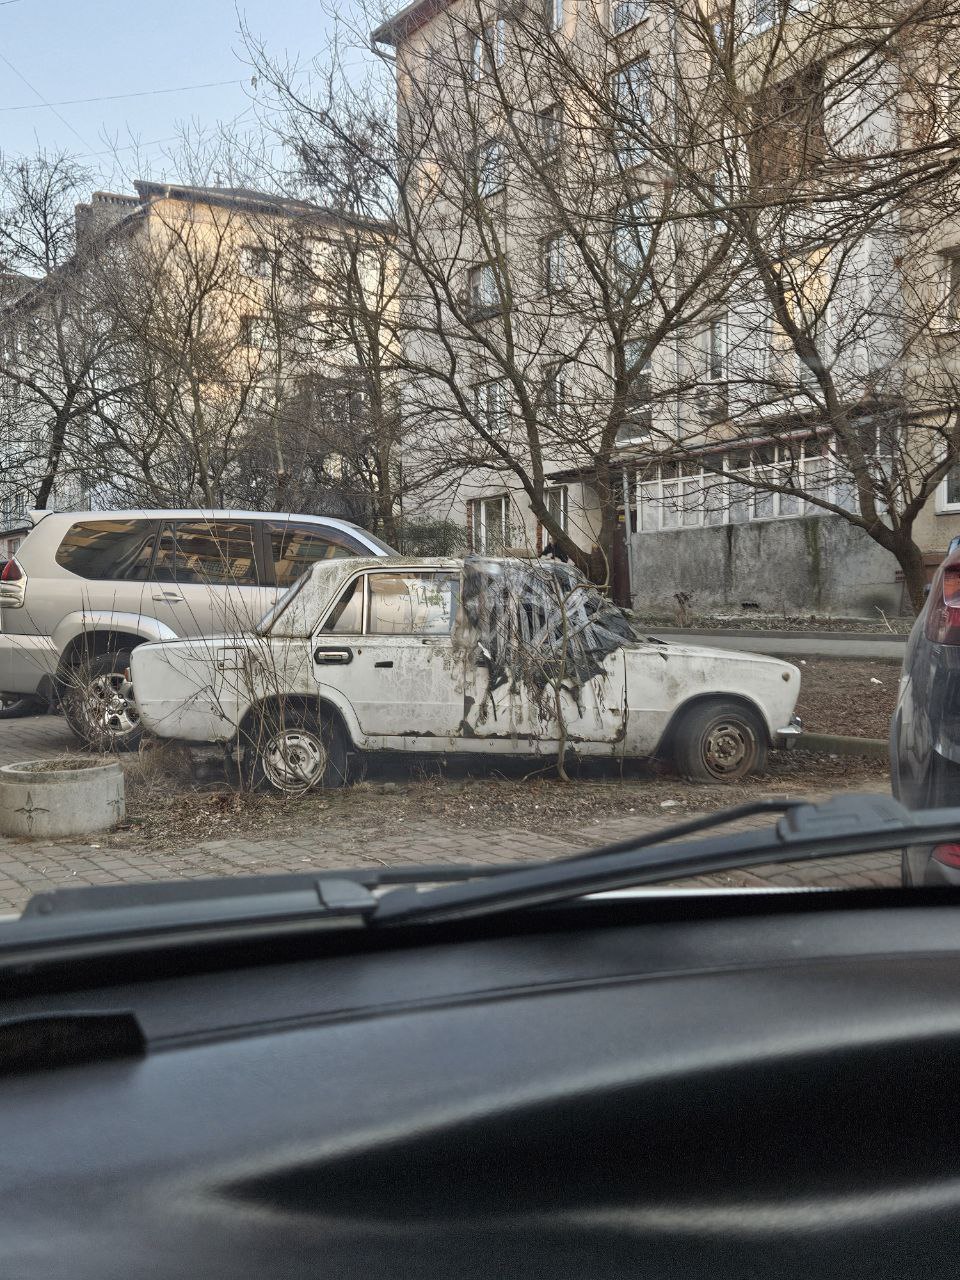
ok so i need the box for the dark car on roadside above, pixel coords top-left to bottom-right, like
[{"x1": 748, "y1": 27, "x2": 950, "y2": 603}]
[{"x1": 892, "y1": 537, "x2": 960, "y2": 884}]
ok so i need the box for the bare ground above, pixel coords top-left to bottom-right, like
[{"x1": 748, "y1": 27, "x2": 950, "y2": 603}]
[
  {"x1": 633, "y1": 612, "x2": 915, "y2": 635},
  {"x1": 97, "y1": 742, "x2": 888, "y2": 854},
  {"x1": 794, "y1": 658, "x2": 899, "y2": 740}
]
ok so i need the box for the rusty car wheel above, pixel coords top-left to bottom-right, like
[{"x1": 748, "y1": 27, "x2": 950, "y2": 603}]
[{"x1": 673, "y1": 700, "x2": 767, "y2": 783}]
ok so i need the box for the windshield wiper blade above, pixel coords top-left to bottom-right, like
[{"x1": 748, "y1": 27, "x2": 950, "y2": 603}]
[{"x1": 371, "y1": 794, "x2": 960, "y2": 926}]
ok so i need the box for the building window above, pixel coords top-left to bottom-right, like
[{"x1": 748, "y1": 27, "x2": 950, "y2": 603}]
[
  {"x1": 614, "y1": 199, "x2": 650, "y2": 276},
  {"x1": 240, "y1": 245, "x2": 273, "y2": 279},
  {"x1": 709, "y1": 168, "x2": 729, "y2": 236},
  {"x1": 476, "y1": 139, "x2": 505, "y2": 198},
  {"x1": 751, "y1": 0, "x2": 778, "y2": 30},
  {"x1": 537, "y1": 104, "x2": 562, "y2": 160},
  {"x1": 614, "y1": 338, "x2": 653, "y2": 444},
  {"x1": 611, "y1": 59, "x2": 651, "y2": 166},
  {"x1": 543, "y1": 233, "x2": 566, "y2": 293},
  {"x1": 707, "y1": 314, "x2": 729, "y2": 381},
  {"x1": 472, "y1": 19, "x2": 506, "y2": 80},
  {"x1": 473, "y1": 378, "x2": 509, "y2": 430},
  {"x1": 940, "y1": 463, "x2": 960, "y2": 511},
  {"x1": 467, "y1": 263, "x2": 499, "y2": 312},
  {"x1": 610, "y1": 0, "x2": 648, "y2": 33},
  {"x1": 944, "y1": 251, "x2": 960, "y2": 328},
  {"x1": 476, "y1": 494, "x2": 511, "y2": 553},
  {"x1": 544, "y1": 361, "x2": 566, "y2": 413},
  {"x1": 634, "y1": 443, "x2": 816, "y2": 532},
  {"x1": 750, "y1": 65, "x2": 826, "y2": 183},
  {"x1": 546, "y1": 0, "x2": 563, "y2": 32},
  {"x1": 239, "y1": 314, "x2": 273, "y2": 348},
  {"x1": 546, "y1": 485, "x2": 568, "y2": 532}
]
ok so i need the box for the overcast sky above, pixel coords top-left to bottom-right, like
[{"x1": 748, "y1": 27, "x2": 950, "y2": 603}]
[{"x1": 0, "y1": 0, "x2": 348, "y2": 189}]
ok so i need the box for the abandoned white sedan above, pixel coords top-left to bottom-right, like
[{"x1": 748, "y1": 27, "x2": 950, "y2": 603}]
[{"x1": 130, "y1": 556, "x2": 802, "y2": 794}]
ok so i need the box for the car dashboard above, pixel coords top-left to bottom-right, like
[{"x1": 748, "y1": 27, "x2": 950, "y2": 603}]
[{"x1": 1, "y1": 888, "x2": 959, "y2": 1278}]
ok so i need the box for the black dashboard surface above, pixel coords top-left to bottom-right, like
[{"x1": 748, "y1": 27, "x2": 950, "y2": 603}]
[{"x1": 3, "y1": 894, "x2": 960, "y2": 1278}]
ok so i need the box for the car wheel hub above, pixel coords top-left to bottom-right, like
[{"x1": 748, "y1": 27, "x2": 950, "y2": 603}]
[
  {"x1": 263, "y1": 730, "x2": 327, "y2": 793},
  {"x1": 703, "y1": 721, "x2": 751, "y2": 776},
  {"x1": 85, "y1": 672, "x2": 140, "y2": 739}
]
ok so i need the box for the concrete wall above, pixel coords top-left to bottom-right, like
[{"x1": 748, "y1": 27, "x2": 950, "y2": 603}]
[{"x1": 628, "y1": 515, "x2": 906, "y2": 617}]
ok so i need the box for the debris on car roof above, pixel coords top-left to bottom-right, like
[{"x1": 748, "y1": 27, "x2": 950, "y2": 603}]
[{"x1": 459, "y1": 556, "x2": 641, "y2": 712}]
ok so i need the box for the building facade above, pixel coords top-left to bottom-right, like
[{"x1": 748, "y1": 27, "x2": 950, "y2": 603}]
[{"x1": 373, "y1": 0, "x2": 960, "y2": 614}]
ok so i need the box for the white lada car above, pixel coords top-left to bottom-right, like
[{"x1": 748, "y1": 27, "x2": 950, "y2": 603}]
[{"x1": 130, "y1": 556, "x2": 802, "y2": 794}]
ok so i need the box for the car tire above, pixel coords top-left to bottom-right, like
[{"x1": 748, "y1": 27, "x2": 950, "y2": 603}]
[
  {"x1": 243, "y1": 704, "x2": 348, "y2": 796},
  {"x1": 0, "y1": 692, "x2": 46, "y2": 719},
  {"x1": 61, "y1": 650, "x2": 143, "y2": 752},
  {"x1": 673, "y1": 699, "x2": 768, "y2": 783}
]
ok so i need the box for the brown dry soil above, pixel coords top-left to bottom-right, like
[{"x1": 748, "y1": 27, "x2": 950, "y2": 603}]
[
  {"x1": 104, "y1": 752, "x2": 887, "y2": 854},
  {"x1": 101, "y1": 656, "x2": 892, "y2": 855},
  {"x1": 794, "y1": 657, "x2": 899, "y2": 740},
  {"x1": 633, "y1": 612, "x2": 915, "y2": 635}
]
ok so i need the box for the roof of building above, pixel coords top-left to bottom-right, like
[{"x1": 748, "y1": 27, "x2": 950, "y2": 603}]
[{"x1": 371, "y1": 0, "x2": 451, "y2": 46}]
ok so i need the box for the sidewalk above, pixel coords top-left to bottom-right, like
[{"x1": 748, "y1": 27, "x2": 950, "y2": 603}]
[
  {"x1": 0, "y1": 713, "x2": 900, "y2": 914},
  {"x1": 0, "y1": 804, "x2": 900, "y2": 917}
]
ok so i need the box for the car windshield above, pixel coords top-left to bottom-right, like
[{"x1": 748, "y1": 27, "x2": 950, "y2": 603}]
[{"x1": 0, "y1": 0, "x2": 952, "y2": 929}]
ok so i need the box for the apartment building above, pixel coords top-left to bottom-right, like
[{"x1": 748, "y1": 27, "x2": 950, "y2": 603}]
[
  {"x1": 373, "y1": 0, "x2": 960, "y2": 614},
  {"x1": 0, "y1": 181, "x2": 397, "y2": 534}
]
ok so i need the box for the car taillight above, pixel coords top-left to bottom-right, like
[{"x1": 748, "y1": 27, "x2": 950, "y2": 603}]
[
  {"x1": 925, "y1": 564, "x2": 960, "y2": 645},
  {"x1": 0, "y1": 558, "x2": 22, "y2": 582},
  {"x1": 933, "y1": 843, "x2": 960, "y2": 868}
]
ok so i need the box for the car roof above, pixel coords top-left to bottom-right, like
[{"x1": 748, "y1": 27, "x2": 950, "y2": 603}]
[{"x1": 30, "y1": 509, "x2": 375, "y2": 533}]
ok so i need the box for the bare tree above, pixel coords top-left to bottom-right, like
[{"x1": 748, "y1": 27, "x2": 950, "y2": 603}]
[
  {"x1": 249, "y1": 0, "x2": 960, "y2": 607},
  {"x1": 0, "y1": 153, "x2": 132, "y2": 514}
]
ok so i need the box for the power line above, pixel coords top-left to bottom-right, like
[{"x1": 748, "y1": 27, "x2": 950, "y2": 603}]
[
  {"x1": 0, "y1": 78, "x2": 245, "y2": 113},
  {"x1": 0, "y1": 49, "x2": 94, "y2": 151}
]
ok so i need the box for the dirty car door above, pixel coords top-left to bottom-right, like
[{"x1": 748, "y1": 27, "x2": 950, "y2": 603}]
[
  {"x1": 313, "y1": 570, "x2": 465, "y2": 743},
  {"x1": 460, "y1": 562, "x2": 630, "y2": 748}
]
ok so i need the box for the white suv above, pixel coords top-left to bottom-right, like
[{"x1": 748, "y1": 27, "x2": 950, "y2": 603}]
[{"x1": 0, "y1": 509, "x2": 395, "y2": 748}]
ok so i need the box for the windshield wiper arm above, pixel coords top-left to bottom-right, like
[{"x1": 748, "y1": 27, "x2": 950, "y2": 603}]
[{"x1": 371, "y1": 794, "x2": 960, "y2": 926}]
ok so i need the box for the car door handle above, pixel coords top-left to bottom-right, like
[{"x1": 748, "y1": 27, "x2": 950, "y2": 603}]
[
  {"x1": 375, "y1": 660, "x2": 394, "y2": 669},
  {"x1": 152, "y1": 592, "x2": 183, "y2": 603},
  {"x1": 314, "y1": 647, "x2": 352, "y2": 664}
]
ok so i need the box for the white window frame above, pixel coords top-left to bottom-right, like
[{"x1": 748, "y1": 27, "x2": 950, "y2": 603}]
[
  {"x1": 477, "y1": 139, "x2": 505, "y2": 198},
  {"x1": 707, "y1": 314, "x2": 729, "y2": 382},
  {"x1": 467, "y1": 263, "x2": 499, "y2": 311},
  {"x1": 614, "y1": 198, "x2": 651, "y2": 275},
  {"x1": 473, "y1": 378, "x2": 509, "y2": 431},
  {"x1": 610, "y1": 0, "x2": 648, "y2": 34},
  {"x1": 537, "y1": 103, "x2": 562, "y2": 159},
  {"x1": 545, "y1": 484, "x2": 568, "y2": 532},
  {"x1": 546, "y1": 0, "x2": 563, "y2": 33},
  {"x1": 944, "y1": 249, "x2": 960, "y2": 331},
  {"x1": 612, "y1": 59, "x2": 651, "y2": 166},
  {"x1": 544, "y1": 360, "x2": 566, "y2": 413},
  {"x1": 543, "y1": 232, "x2": 566, "y2": 293},
  {"x1": 476, "y1": 494, "x2": 511, "y2": 553},
  {"x1": 634, "y1": 443, "x2": 815, "y2": 533},
  {"x1": 472, "y1": 19, "x2": 506, "y2": 80},
  {"x1": 937, "y1": 463, "x2": 960, "y2": 514},
  {"x1": 614, "y1": 338, "x2": 654, "y2": 445}
]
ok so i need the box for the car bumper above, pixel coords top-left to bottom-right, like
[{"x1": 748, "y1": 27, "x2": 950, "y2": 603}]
[
  {"x1": 0, "y1": 632, "x2": 58, "y2": 696},
  {"x1": 775, "y1": 716, "x2": 803, "y2": 748}
]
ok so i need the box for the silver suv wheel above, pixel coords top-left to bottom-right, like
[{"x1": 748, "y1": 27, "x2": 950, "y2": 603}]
[{"x1": 62, "y1": 650, "x2": 142, "y2": 752}]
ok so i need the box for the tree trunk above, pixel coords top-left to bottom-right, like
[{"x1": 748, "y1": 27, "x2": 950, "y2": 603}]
[
  {"x1": 889, "y1": 536, "x2": 929, "y2": 617},
  {"x1": 34, "y1": 411, "x2": 69, "y2": 509}
]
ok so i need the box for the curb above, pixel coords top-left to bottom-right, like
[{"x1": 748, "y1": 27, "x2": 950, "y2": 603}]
[{"x1": 793, "y1": 732, "x2": 888, "y2": 760}]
